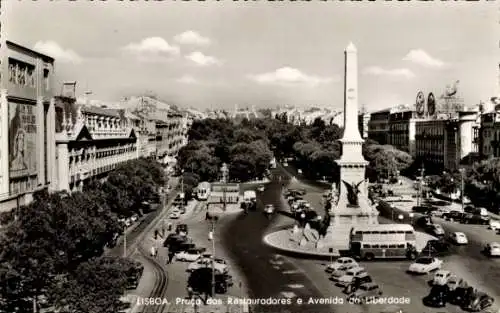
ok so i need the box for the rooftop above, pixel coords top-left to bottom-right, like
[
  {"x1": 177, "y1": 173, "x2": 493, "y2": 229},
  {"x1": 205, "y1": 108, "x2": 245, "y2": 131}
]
[{"x1": 7, "y1": 40, "x2": 55, "y2": 62}]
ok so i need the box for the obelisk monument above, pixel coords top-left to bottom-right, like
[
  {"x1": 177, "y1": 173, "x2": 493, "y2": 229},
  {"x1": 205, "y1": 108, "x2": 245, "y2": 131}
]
[{"x1": 323, "y1": 43, "x2": 379, "y2": 250}]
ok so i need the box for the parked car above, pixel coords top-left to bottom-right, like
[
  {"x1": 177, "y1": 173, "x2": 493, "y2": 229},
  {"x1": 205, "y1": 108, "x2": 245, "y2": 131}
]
[
  {"x1": 407, "y1": 257, "x2": 442, "y2": 274},
  {"x1": 463, "y1": 292, "x2": 494, "y2": 312},
  {"x1": 449, "y1": 232, "x2": 468, "y2": 245},
  {"x1": 343, "y1": 275, "x2": 374, "y2": 294},
  {"x1": 412, "y1": 206, "x2": 437, "y2": 214},
  {"x1": 325, "y1": 257, "x2": 358, "y2": 273},
  {"x1": 464, "y1": 205, "x2": 476, "y2": 213},
  {"x1": 175, "y1": 249, "x2": 202, "y2": 262},
  {"x1": 442, "y1": 210, "x2": 465, "y2": 221},
  {"x1": 336, "y1": 268, "x2": 368, "y2": 287},
  {"x1": 188, "y1": 268, "x2": 232, "y2": 296},
  {"x1": 428, "y1": 224, "x2": 445, "y2": 237},
  {"x1": 432, "y1": 270, "x2": 452, "y2": 286},
  {"x1": 483, "y1": 242, "x2": 500, "y2": 257},
  {"x1": 187, "y1": 258, "x2": 228, "y2": 273},
  {"x1": 130, "y1": 214, "x2": 139, "y2": 222},
  {"x1": 126, "y1": 263, "x2": 144, "y2": 290},
  {"x1": 163, "y1": 233, "x2": 185, "y2": 247},
  {"x1": 347, "y1": 283, "x2": 382, "y2": 303},
  {"x1": 329, "y1": 264, "x2": 360, "y2": 282},
  {"x1": 422, "y1": 239, "x2": 450, "y2": 255},
  {"x1": 461, "y1": 213, "x2": 490, "y2": 225},
  {"x1": 169, "y1": 211, "x2": 181, "y2": 219},
  {"x1": 446, "y1": 275, "x2": 468, "y2": 291},
  {"x1": 423, "y1": 285, "x2": 449, "y2": 308},
  {"x1": 488, "y1": 220, "x2": 500, "y2": 231},
  {"x1": 176, "y1": 224, "x2": 188, "y2": 236},
  {"x1": 448, "y1": 286, "x2": 472, "y2": 306}
]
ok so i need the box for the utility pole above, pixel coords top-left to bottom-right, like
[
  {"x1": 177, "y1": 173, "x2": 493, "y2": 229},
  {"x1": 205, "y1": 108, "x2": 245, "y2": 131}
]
[
  {"x1": 181, "y1": 169, "x2": 184, "y2": 212},
  {"x1": 460, "y1": 168, "x2": 465, "y2": 211}
]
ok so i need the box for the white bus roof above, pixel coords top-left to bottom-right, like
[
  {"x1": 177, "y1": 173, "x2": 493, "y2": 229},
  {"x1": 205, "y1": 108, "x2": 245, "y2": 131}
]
[
  {"x1": 351, "y1": 224, "x2": 415, "y2": 232},
  {"x1": 197, "y1": 182, "x2": 211, "y2": 188}
]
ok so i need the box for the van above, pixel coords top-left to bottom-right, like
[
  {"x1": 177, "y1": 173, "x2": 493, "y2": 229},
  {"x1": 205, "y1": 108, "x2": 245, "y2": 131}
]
[{"x1": 476, "y1": 207, "x2": 488, "y2": 217}]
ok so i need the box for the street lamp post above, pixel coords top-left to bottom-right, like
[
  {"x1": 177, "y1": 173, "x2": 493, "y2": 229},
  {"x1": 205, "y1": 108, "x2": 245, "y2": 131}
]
[
  {"x1": 208, "y1": 222, "x2": 216, "y2": 298},
  {"x1": 123, "y1": 224, "x2": 127, "y2": 258},
  {"x1": 417, "y1": 166, "x2": 425, "y2": 206},
  {"x1": 221, "y1": 163, "x2": 228, "y2": 211},
  {"x1": 459, "y1": 168, "x2": 465, "y2": 211}
]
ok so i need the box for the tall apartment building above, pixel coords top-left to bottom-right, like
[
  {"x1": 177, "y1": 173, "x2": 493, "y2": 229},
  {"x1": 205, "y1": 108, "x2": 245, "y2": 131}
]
[
  {"x1": 0, "y1": 41, "x2": 56, "y2": 212},
  {"x1": 414, "y1": 111, "x2": 480, "y2": 172},
  {"x1": 367, "y1": 109, "x2": 391, "y2": 145}
]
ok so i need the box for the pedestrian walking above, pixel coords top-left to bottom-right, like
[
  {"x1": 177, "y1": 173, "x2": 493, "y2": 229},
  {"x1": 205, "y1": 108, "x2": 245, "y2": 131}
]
[{"x1": 168, "y1": 252, "x2": 174, "y2": 263}]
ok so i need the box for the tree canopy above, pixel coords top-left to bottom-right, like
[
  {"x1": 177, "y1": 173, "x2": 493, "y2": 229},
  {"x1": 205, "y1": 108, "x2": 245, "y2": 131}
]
[
  {"x1": 177, "y1": 118, "x2": 273, "y2": 183},
  {"x1": 0, "y1": 158, "x2": 163, "y2": 312}
]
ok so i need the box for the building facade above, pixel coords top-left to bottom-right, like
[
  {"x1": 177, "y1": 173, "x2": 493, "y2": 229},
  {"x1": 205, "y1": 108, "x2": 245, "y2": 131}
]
[
  {"x1": 358, "y1": 112, "x2": 370, "y2": 139},
  {"x1": 153, "y1": 110, "x2": 186, "y2": 166},
  {"x1": 0, "y1": 41, "x2": 56, "y2": 212},
  {"x1": 54, "y1": 95, "x2": 138, "y2": 192},
  {"x1": 388, "y1": 110, "x2": 417, "y2": 157},
  {"x1": 479, "y1": 111, "x2": 500, "y2": 158},
  {"x1": 367, "y1": 109, "x2": 391, "y2": 144},
  {"x1": 130, "y1": 112, "x2": 157, "y2": 159},
  {"x1": 414, "y1": 112, "x2": 480, "y2": 172}
]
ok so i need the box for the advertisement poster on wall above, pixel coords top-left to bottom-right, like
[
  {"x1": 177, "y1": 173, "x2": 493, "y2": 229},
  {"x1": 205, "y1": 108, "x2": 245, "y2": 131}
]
[{"x1": 9, "y1": 102, "x2": 37, "y2": 178}]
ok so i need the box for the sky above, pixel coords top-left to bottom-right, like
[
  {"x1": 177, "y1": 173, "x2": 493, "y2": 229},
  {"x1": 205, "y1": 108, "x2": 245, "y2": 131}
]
[{"x1": 4, "y1": 1, "x2": 498, "y2": 112}]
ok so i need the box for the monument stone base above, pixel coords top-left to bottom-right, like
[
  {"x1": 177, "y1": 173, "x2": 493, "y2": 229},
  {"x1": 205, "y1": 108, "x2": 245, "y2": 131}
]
[{"x1": 323, "y1": 211, "x2": 379, "y2": 250}]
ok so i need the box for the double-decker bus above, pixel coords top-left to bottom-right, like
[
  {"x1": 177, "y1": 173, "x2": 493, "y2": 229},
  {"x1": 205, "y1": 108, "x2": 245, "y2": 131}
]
[
  {"x1": 349, "y1": 224, "x2": 418, "y2": 261},
  {"x1": 196, "y1": 182, "x2": 211, "y2": 201}
]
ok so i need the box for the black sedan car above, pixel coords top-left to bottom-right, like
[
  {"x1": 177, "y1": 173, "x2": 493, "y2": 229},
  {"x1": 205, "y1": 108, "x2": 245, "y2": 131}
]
[
  {"x1": 441, "y1": 210, "x2": 465, "y2": 221},
  {"x1": 421, "y1": 239, "x2": 451, "y2": 256},
  {"x1": 463, "y1": 292, "x2": 494, "y2": 312},
  {"x1": 423, "y1": 285, "x2": 449, "y2": 308}
]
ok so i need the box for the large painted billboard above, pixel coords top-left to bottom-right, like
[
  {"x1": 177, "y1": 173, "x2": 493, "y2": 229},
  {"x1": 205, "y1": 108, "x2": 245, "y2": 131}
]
[{"x1": 9, "y1": 102, "x2": 37, "y2": 178}]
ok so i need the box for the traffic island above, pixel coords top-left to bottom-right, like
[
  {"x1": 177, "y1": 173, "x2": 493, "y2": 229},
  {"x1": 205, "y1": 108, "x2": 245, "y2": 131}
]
[
  {"x1": 263, "y1": 227, "x2": 437, "y2": 260},
  {"x1": 263, "y1": 228, "x2": 341, "y2": 260}
]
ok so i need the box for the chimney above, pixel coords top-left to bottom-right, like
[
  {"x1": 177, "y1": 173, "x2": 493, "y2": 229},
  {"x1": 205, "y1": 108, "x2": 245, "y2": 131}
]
[{"x1": 61, "y1": 81, "x2": 77, "y2": 99}]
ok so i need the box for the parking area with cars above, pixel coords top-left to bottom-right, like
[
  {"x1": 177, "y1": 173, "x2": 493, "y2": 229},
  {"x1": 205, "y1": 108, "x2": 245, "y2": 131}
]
[{"x1": 144, "y1": 197, "x2": 248, "y2": 311}]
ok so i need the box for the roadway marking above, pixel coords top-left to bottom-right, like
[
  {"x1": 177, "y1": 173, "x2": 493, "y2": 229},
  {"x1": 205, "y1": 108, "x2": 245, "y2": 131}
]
[
  {"x1": 286, "y1": 284, "x2": 304, "y2": 289},
  {"x1": 280, "y1": 291, "x2": 297, "y2": 299},
  {"x1": 282, "y1": 269, "x2": 302, "y2": 274}
]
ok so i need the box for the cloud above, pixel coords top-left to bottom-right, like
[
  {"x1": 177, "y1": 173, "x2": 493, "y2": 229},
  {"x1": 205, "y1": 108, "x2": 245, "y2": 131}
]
[
  {"x1": 33, "y1": 41, "x2": 82, "y2": 64},
  {"x1": 174, "y1": 31, "x2": 210, "y2": 46},
  {"x1": 123, "y1": 37, "x2": 180, "y2": 60},
  {"x1": 249, "y1": 67, "x2": 334, "y2": 87},
  {"x1": 176, "y1": 75, "x2": 198, "y2": 84},
  {"x1": 363, "y1": 66, "x2": 415, "y2": 79},
  {"x1": 185, "y1": 52, "x2": 220, "y2": 66},
  {"x1": 403, "y1": 49, "x2": 446, "y2": 68}
]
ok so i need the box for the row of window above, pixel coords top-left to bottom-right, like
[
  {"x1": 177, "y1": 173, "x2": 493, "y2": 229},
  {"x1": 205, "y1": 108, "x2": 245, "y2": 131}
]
[
  {"x1": 362, "y1": 243, "x2": 407, "y2": 249},
  {"x1": 69, "y1": 146, "x2": 136, "y2": 163},
  {"x1": 354, "y1": 230, "x2": 413, "y2": 235},
  {"x1": 416, "y1": 126, "x2": 445, "y2": 136}
]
